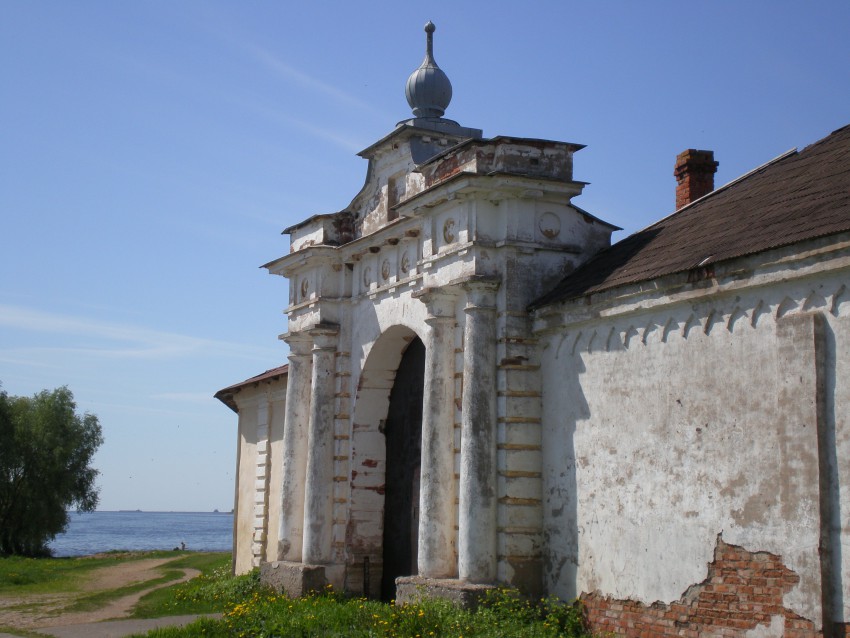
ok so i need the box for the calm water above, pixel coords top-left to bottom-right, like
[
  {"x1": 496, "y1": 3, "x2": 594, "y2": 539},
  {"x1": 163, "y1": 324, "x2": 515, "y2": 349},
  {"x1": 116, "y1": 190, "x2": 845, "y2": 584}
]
[{"x1": 48, "y1": 511, "x2": 233, "y2": 557}]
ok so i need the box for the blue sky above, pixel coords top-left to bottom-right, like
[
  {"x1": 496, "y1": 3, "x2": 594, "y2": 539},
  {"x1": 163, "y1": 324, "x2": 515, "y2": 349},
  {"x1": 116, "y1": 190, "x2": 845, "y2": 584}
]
[{"x1": 1, "y1": 2, "x2": 848, "y2": 511}]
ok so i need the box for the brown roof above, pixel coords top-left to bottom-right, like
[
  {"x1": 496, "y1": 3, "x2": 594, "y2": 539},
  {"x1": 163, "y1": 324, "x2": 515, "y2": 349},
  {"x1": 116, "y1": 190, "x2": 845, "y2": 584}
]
[
  {"x1": 531, "y1": 123, "x2": 850, "y2": 309},
  {"x1": 214, "y1": 364, "x2": 288, "y2": 413}
]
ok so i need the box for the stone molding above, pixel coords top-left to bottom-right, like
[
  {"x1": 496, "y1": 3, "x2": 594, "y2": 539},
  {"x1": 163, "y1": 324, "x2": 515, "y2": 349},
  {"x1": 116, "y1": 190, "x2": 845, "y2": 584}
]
[
  {"x1": 533, "y1": 235, "x2": 850, "y2": 334},
  {"x1": 547, "y1": 278, "x2": 847, "y2": 359},
  {"x1": 534, "y1": 239, "x2": 850, "y2": 355}
]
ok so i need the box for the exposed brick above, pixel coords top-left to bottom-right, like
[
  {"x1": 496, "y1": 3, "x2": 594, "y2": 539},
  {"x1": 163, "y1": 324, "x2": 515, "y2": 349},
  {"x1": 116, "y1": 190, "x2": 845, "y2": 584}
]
[{"x1": 581, "y1": 535, "x2": 823, "y2": 637}]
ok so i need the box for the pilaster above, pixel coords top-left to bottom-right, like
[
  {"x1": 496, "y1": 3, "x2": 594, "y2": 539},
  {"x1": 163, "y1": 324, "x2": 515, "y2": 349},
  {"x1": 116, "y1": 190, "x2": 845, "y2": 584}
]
[
  {"x1": 458, "y1": 278, "x2": 500, "y2": 582},
  {"x1": 414, "y1": 286, "x2": 460, "y2": 578},
  {"x1": 276, "y1": 331, "x2": 313, "y2": 562},
  {"x1": 303, "y1": 323, "x2": 340, "y2": 565}
]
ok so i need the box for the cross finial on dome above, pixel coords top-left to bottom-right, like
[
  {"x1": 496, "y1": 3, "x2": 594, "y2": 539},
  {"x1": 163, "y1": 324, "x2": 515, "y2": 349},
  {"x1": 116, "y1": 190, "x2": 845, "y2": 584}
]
[{"x1": 405, "y1": 21, "x2": 452, "y2": 119}]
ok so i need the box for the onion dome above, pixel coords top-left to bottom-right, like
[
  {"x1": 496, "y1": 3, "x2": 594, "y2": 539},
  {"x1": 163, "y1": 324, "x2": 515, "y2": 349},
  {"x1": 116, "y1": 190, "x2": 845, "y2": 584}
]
[{"x1": 405, "y1": 21, "x2": 452, "y2": 118}]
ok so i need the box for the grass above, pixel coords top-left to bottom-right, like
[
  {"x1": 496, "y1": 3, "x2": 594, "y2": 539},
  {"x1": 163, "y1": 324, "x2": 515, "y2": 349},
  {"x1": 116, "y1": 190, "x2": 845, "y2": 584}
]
[
  {"x1": 0, "y1": 551, "x2": 176, "y2": 596},
  {"x1": 0, "y1": 550, "x2": 230, "y2": 636},
  {"x1": 63, "y1": 568, "x2": 186, "y2": 612},
  {"x1": 131, "y1": 553, "x2": 238, "y2": 618},
  {"x1": 3, "y1": 552, "x2": 594, "y2": 637},
  {"x1": 132, "y1": 582, "x2": 592, "y2": 638}
]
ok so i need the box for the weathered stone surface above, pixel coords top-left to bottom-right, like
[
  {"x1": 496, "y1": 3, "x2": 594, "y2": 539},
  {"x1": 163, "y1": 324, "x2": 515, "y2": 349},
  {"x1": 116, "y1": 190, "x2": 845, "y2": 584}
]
[
  {"x1": 395, "y1": 576, "x2": 496, "y2": 610},
  {"x1": 260, "y1": 561, "x2": 326, "y2": 598}
]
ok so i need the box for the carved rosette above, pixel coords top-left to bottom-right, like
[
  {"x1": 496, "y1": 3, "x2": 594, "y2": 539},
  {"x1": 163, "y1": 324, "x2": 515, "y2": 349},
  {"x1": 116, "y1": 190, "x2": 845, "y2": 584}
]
[
  {"x1": 443, "y1": 218, "x2": 455, "y2": 244},
  {"x1": 538, "y1": 212, "x2": 561, "y2": 239}
]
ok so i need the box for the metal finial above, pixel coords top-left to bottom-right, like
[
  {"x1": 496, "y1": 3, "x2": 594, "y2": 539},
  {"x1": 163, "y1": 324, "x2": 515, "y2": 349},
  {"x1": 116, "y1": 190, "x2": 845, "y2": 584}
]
[
  {"x1": 424, "y1": 22, "x2": 436, "y2": 63},
  {"x1": 405, "y1": 20, "x2": 452, "y2": 118}
]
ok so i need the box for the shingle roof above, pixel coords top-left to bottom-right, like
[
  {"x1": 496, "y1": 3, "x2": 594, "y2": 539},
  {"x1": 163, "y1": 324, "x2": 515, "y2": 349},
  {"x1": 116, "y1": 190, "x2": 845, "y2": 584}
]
[
  {"x1": 531, "y1": 124, "x2": 850, "y2": 309},
  {"x1": 214, "y1": 364, "x2": 288, "y2": 413}
]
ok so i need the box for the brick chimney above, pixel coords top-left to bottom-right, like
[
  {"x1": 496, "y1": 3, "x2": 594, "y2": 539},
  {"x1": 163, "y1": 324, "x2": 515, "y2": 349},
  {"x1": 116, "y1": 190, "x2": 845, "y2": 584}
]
[{"x1": 674, "y1": 149, "x2": 718, "y2": 209}]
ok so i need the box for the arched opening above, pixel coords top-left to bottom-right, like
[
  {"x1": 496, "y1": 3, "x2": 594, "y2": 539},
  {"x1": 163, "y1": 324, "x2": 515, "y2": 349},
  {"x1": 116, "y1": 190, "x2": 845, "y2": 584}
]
[
  {"x1": 380, "y1": 336, "x2": 424, "y2": 600},
  {"x1": 347, "y1": 325, "x2": 426, "y2": 600}
]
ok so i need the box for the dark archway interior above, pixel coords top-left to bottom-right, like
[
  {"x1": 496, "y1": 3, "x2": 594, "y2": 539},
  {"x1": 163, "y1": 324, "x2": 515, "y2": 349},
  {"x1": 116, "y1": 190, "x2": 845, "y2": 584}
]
[{"x1": 380, "y1": 336, "x2": 425, "y2": 601}]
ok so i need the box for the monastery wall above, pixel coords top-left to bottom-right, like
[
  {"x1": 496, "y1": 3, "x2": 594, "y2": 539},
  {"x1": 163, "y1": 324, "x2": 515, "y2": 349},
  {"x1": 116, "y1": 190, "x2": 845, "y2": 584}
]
[
  {"x1": 232, "y1": 381, "x2": 287, "y2": 574},
  {"x1": 537, "y1": 240, "x2": 850, "y2": 634},
  {"x1": 233, "y1": 399, "x2": 258, "y2": 574}
]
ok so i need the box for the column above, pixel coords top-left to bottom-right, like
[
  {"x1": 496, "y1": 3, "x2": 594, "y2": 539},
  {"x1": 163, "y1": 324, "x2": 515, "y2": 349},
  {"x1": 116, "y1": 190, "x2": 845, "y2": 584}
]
[
  {"x1": 276, "y1": 332, "x2": 313, "y2": 562},
  {"x1": 302, "y1": 323, "x2": 339, "y2": 565},
  {"x1": 458, "y1": 279, "x2": 500, "y2": 582},
  {"x1": 414, "y1": 287, "x2": 459, "y2": 579}
]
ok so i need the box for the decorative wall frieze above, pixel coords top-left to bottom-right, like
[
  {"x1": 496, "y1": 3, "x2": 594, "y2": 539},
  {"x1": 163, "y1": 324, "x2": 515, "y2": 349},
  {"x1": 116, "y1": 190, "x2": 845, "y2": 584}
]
[
  {"x1": 547, "y1": 278, "x2": 848, "y2": 359},
  {"x1": 533, "y1": 238, "x2": 850, "y2": 340}
]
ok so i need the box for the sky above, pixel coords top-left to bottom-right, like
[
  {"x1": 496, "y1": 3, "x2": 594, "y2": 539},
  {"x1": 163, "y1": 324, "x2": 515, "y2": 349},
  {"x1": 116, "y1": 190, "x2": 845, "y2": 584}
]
[{"x1": 1, "y1": 2, "x2": 849, "y2": 512}]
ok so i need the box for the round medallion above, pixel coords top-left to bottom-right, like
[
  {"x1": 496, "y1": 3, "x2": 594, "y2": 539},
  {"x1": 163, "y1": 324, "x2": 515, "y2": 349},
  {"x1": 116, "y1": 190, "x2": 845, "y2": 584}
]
[
  {"x1": 443, "y1": 218, "x2": 456, "y2": 244},
  {"x1": 300, "y1": 278, "x2": 309, "y2": 299},
  {"x1": 362, "y1": 266, "x2": 372, "y2": 288},
  {"x1": 538, "y1": 211, "x2": 561, "y2": 239},
  {"x1": 381, "y1": 259, "x2": 390, "y2": 282},
  {"x1": 400, "y1": 251, "x2": 410, "y2": 275}
]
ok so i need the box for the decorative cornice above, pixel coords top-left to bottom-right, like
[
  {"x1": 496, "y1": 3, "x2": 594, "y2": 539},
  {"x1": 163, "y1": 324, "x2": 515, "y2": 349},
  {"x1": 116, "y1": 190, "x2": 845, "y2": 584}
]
[{"x1": 533, "y1": 235, "x2": 850, "y2": 335}]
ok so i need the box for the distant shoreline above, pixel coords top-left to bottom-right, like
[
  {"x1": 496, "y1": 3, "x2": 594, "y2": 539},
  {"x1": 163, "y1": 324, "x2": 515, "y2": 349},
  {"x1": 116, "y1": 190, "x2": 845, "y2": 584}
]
[
  {"x1": 66, "y1": 510, "x2": 233, "y2": 514},
  {"x1": 51, "y1": 511, "x2": 233, "y2": 557}
]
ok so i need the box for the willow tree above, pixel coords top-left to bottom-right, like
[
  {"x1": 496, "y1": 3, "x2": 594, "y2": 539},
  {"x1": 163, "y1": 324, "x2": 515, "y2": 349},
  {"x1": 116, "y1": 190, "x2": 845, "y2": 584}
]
[{"x1": 0, "y1": 385, "x2": 103, "y2": 556}]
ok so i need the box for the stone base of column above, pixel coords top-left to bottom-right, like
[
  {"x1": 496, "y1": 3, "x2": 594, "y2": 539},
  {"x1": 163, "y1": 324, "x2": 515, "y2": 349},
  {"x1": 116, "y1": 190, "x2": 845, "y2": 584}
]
[
  {"x1": 395, "y1": 576, "x2": 497, "y2": 609},
  {"x1": 260, "y1": 561, "x2": 327, "y2": 598}
]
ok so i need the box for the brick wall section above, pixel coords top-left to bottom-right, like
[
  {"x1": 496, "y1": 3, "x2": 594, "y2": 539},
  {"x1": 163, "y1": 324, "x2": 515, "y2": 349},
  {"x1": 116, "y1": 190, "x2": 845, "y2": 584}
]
[{"x1": 580, "y1": 535, "x2": 842, "y2": 637}]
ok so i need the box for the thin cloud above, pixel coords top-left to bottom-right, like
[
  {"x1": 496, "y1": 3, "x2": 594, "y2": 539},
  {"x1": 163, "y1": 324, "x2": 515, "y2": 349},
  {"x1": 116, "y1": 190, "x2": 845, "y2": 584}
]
[
  {"x1": 0, "y1": 304, "x2": 275, "y2": 362},
  {"x1": 151, "y1": 392, "x2": 218, "y2": 404},
  {"x1": 239, "y1": 41, "x2": 379, "y2": 116},
  {"x1": 112, "y1": 38, "x2": 372, "y2": 154},
  {"x1": 223, "y1": 93, "x2": 366, "y2": 152}
]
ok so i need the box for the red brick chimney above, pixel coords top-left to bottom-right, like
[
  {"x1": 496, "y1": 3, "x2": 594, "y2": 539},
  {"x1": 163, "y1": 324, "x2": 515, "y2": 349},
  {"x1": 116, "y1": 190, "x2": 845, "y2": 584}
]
[{"x1": 674, "y1": 149, "x2": 718, "y2": 209}]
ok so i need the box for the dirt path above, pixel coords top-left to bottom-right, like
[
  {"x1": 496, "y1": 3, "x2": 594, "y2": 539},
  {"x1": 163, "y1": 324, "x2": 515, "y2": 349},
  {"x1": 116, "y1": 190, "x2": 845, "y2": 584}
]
[{"x1": 0, "y1": 556, "x2": 199, "y2": 632}]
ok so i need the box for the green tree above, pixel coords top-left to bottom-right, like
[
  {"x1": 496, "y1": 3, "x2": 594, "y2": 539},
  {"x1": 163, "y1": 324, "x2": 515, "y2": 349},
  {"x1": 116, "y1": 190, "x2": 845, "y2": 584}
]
[{"x1": 0, "y1": 385, "x2": 103, "y2": 556}]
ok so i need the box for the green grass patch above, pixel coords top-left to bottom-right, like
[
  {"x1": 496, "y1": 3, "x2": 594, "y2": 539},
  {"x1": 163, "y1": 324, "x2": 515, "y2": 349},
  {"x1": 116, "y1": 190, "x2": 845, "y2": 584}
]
[
  {"x1": 0, "y1": 554, "x2": 121, "y2": 595},
  {"x1": 62, "y1": 569, "x2": 185, "y2": 613},
  {"x1": 133, "y1": 586, "x2": 592, "y2": 638},
  {"x1": 0, "y1": 625, "x2": 49, "y2": 638},
  {"x1": 131, "y1": 554, "x2": 246, "y2": 618},
  {"x1": 0, "y1": 551, "x2": 229, "y2": 623},
  {"x1": 0, "y1": 551, "x2": 189, "y2": 596}
]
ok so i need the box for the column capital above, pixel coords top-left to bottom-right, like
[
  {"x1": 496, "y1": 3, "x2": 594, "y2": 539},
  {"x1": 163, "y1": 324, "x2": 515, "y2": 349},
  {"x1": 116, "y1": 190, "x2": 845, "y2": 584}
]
[
  {"x1": 462, "y1": 276, "x2": 500, "y2": 309},
  {"x1": 308, "y1": 322, "x2": 340, "y2": 350},
  {"x1": 414, "y1": 285, "x2": 460, "y2": 319},
  {"x1": 282, "y1": 331, "x2": 313, "y2": 357}
]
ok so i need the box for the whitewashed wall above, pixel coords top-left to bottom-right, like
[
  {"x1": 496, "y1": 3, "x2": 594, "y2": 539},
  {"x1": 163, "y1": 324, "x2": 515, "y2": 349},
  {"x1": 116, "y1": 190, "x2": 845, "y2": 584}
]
[
  {"x1": 232, "y1": 381, "x2": 288, "y2": 575},
  {"x1": 537, "y1": 241, "x2": 850, "y2": 629}
]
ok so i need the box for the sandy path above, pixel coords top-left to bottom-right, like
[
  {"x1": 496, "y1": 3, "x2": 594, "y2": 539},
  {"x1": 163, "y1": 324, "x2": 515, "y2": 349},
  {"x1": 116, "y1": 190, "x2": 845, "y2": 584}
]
[{"x1": 0, "y1": 556, "x2": 199, "y2": 631}]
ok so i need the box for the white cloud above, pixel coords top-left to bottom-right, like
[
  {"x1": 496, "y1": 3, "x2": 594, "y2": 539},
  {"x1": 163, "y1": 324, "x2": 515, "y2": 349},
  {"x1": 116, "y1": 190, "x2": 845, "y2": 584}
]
[
  {"x1": 0, "y1": 304, "x2": 273, "y2": 362},
  {"x1": 240, "y1": 42, "x2": 378, "y2": 116},
  {"x1": 150, "y1": 392, "x2": 218, "y2": 404}
]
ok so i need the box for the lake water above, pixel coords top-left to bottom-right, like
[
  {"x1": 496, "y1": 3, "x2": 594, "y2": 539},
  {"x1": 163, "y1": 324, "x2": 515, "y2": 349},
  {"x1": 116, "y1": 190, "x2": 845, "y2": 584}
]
[{"x1": 48, "y1": 511, "x2": 233, "y2": 557}]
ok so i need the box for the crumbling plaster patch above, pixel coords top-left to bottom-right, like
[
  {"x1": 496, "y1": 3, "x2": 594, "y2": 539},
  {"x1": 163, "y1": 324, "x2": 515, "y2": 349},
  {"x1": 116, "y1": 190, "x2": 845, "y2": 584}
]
[
  {"x1": 582, "y1": 535, "x2": 819, "y2": 637},
  {"x1": 540, "y1": 271, "x2": 850, "y2": 627}
]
